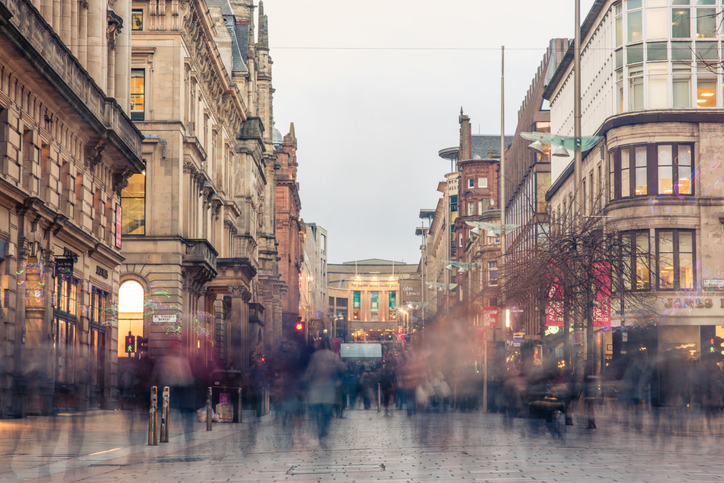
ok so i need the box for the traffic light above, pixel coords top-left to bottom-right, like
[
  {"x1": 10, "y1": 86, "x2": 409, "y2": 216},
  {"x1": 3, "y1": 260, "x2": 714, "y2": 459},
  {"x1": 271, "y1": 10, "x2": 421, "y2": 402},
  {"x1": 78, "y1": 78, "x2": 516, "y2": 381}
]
[
  {"x1": 294, "y1": 322, "x2": 305, "y2": 332},
  {"x1": 136, "y1": 336, "x2": 149, "y2": 355},
  {"x1": 124, "y1": 332, "x2": 135, "y2": 353}
]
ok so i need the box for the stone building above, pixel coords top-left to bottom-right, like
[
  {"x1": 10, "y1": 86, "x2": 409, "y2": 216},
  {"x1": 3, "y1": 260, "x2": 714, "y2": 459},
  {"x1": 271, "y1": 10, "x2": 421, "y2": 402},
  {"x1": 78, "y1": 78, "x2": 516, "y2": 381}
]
[
  {"x1": 503, "y1": 39, "x2": 567, "y2": 339},
  {"x1": 275, "y1": 123, "x2": 303, "y2": 345},
  {"x1": 118, "y1": 0, "x2": 282, "y2": 381},
  {"x1": 0, "y1": 0, "x2": 145, "y2": 416},
  {"x1": 327, "y1": 260, "x2": 418, "y2": 342},
  {"x1": 300, "y1": 223, "x2": 328, "y2": 340},
  {"x1": 543, "y1": 0, "x2": 724, "y2": 380}
]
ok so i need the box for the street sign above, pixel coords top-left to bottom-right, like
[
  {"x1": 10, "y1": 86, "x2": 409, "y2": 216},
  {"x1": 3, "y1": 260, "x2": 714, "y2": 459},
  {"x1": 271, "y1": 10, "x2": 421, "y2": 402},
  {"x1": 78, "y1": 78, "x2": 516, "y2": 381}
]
[{"x1": 153, "y1": 314, "x2": 177, "y2": 323}]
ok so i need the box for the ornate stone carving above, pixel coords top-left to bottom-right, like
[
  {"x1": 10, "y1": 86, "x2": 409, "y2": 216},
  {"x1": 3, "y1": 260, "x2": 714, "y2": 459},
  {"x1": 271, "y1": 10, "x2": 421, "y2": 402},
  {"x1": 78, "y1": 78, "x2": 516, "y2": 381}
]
[{"x1": 228, "y1": 285, "x2": 251, "y2": 303}]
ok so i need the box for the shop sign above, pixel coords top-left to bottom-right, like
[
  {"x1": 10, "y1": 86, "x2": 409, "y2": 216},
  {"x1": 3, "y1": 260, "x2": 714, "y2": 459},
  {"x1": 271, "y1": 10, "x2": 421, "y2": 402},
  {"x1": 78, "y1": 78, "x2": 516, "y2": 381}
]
[{"x1": 55, "y1": 257, "x2": 74, "y2": 279}]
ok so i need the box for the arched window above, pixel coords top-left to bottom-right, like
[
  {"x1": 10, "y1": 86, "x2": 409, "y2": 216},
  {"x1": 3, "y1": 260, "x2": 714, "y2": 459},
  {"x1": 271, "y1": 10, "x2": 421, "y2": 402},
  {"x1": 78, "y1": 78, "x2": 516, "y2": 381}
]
[{"x1": 118, "y1": 281, "x2": 144, "y2": 357}]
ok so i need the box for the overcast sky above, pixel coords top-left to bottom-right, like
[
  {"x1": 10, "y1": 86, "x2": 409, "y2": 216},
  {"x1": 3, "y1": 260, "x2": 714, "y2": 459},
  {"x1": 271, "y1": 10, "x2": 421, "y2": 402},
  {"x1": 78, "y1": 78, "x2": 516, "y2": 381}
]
[{"x1": 265, "y1": 0, "x2": 596, "y2": 265}]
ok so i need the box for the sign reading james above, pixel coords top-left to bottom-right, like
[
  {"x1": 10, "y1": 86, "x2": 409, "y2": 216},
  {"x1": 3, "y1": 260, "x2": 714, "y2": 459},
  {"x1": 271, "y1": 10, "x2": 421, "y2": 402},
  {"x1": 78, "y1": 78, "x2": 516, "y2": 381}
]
[{"x1": 400, "y1": 280, "x2": 422, "y2": 303}]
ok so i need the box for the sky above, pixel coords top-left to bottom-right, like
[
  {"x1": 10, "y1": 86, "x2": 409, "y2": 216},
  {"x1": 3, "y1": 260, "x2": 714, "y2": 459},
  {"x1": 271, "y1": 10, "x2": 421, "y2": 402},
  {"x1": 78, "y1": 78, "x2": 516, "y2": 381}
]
[{"x1": 264, "y1": 0, "x2": 596, "y2": 265}]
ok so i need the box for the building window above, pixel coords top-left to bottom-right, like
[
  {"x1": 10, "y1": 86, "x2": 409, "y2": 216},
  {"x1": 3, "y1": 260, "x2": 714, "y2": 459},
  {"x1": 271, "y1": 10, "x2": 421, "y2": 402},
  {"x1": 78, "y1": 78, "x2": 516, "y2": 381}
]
[
  {"x1": 672, "y1": 7, "x2": 690, "y2": 39},
  {"x1": 130, "y1": 69, "x2": 145, "y2": 121},
  {"x1": 371, "y1": 291, "x2": 379, "y2": 311},
  {"x1": 118, "y1": 281, "x2": 145, "y2": 358},
  {"x1": 657, "y1": 230, "x2": 694, "y2": 290},
  {"x1": 611, "y1": 143, "x2": 694, "y2": 201},
  {"x1": 467, "y1": 201, "x2": 475, "y2": 216},
  {"x1": 56, "y1": 276, "x2": 79, "y2": 317},
  {"x1": 131, "y1": 9, "x2": 143, "y2": 30},
  {"x1": 621, "y1": 231, "x2": 650, "y2": 291},
  {"x1": 121, "y1": 173, "x2": 145, "y2": 234},
  {"x1": 696, "y1": 7, "x2": 716, "y2": 38},
  {"x1": 91, "y1": 287, "x2": 108, "y2": 325},
  {"x1": 488, "y1": 261, "x2": 498, "y2": 286},
  {"x1": 468, "y1": 178, "x2": 474, "y2": 189},
  {"x1": 478, "y1": 177, "x2": 488, "y2": 188},
  {"x1": 55, "y1": 317, "x2": 75, "y2": 383}
]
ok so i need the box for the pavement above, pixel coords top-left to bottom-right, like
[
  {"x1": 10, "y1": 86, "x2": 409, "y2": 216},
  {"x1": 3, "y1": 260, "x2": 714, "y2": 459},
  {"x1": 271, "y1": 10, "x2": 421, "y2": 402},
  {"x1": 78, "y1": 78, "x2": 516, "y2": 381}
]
[{"x1": 2, "y1": 405, "x2": 724, "y2": 482}]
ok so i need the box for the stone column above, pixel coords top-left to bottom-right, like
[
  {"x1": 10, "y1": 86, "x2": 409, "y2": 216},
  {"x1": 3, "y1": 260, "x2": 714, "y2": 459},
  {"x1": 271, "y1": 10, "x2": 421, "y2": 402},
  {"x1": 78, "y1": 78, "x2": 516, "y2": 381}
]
[
  {"x1": 79, "y1": 0, "x2": 88, "y2": 68},
  {"x1": 86, "y1": 0, "x2": 104, "y2": 89},
  {"x1": 114, "y1": 0, "x2": 130, "y2": 113},
  {"x1": 70, "y1": 0, "x2": 78, "y2": 57},
  {"x1": 11, "y1": 239, "x2": 29, "y2": 418},
  {"x1": 228, "y1": 286, "x2": 250, "y2": 371},
  {"x1": 53, "y1": 0, "x2": 60, "y2": 32}
]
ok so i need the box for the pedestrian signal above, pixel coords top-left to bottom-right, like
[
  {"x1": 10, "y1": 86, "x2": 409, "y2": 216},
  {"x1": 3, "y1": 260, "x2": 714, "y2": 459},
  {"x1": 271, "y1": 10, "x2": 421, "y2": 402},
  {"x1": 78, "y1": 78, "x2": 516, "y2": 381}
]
[
  {"x1": 137, "y1": 336, "x2": 149, "y2": 353},
  {"x1": 124, "y1": 333, "x2": 135, "y2": 353}
]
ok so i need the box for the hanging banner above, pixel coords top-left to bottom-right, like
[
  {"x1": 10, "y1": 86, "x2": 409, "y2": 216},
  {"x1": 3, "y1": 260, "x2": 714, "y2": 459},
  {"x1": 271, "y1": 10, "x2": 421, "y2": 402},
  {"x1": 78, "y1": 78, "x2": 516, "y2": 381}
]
[
  {"x1": 593, "y1": 261, "x2": 612, "y2": 327},
  {"x1": 546, "y1": 276, "x2": 565, "y2": 327},
  {"x1": 483, "y1": 307, "x2": 499, "y2": 327}
]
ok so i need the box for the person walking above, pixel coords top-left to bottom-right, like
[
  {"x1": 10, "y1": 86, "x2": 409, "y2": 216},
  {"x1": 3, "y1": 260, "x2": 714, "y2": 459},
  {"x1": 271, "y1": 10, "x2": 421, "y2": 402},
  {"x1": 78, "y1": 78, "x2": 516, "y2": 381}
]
[{"x1": 303, "y1": 339, "x2": 346, "y2": 443}]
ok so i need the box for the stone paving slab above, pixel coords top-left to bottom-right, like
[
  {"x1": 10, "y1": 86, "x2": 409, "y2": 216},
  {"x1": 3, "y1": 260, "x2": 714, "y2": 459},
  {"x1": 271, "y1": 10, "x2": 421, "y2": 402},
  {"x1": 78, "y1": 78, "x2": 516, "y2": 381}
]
[{"x1": 3, "y1": 409, "x2": 724, "y2": 482}]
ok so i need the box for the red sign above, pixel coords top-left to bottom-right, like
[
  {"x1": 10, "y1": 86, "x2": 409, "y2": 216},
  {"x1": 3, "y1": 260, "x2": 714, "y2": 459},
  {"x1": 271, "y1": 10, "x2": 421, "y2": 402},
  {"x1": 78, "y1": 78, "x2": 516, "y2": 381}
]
[
  {"x1": 546, "y1": 277, "x2": 564, "y2": 326},
  {"x1": 396, "y1": 326, "x2": 406, "y2": 341},
  {"x1": 115, "y1": 204, "x2": 122, "y2": 249},
  {"x1": 482, "y1": 307, "x2": 498, "y2": 327},
  {"x1": 592, "y1": 261, "x2": 611, "y2": 327}
]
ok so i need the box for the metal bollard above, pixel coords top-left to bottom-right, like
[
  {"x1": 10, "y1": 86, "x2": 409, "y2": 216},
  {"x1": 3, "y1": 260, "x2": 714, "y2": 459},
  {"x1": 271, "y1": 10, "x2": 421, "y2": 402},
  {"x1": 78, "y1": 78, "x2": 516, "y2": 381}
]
[
  {"x1": 148, "y1": 386, "x2": 158, "y2": 446},
  {"x1": 377, "y1": 382, "x2": 381, "y2": 412},
  {"x1": 237, "y1": 388, "x2": 242, "y2": 424},
  {"x1": 160, "y1": 386, "x2": 170, "y2": 443},
  {"x1": 206, "y1": 387, "x2": 213, "y2": 431}
]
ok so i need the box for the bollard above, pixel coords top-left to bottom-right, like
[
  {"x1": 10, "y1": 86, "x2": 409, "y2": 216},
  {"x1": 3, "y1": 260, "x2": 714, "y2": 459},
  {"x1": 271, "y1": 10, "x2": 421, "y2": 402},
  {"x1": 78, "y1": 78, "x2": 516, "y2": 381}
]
[
  {"x1": 160, "y1": 386, "x2": 170, "y2": 443},
  {"x1": 237, "y1": 388, "x2": 242, "y2": 424},
  {"x1": 377, "y1": 382, "x2": 381, "y2": 412},
  {"x1": 148, "y1": 386, "x2": 158, "y2": 446},
  {"x1": 206, "y1": 387, "x2": 213, "y2": 431}
]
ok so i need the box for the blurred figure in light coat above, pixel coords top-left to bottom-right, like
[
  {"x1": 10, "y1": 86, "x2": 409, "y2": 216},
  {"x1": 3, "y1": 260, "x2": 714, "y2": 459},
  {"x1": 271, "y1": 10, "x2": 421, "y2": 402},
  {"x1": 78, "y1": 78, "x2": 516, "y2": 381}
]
[{"x1": 303, "y1": 339, "x2": 346, "y2": 441}]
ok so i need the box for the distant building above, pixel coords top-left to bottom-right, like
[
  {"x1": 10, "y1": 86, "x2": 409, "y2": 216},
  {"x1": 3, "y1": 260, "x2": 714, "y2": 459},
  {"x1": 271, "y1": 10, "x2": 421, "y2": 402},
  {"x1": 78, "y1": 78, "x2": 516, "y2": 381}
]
[{"x1": 327, "y1": 260, "x2": 418, "y2": 342}]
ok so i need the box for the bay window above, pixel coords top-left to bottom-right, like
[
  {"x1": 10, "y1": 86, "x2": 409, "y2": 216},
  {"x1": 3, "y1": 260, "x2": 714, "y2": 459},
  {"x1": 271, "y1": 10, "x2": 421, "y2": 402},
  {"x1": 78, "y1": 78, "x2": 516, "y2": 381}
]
[{"x1": 610, "y1": 142, "x2": 694, "y2": 201}]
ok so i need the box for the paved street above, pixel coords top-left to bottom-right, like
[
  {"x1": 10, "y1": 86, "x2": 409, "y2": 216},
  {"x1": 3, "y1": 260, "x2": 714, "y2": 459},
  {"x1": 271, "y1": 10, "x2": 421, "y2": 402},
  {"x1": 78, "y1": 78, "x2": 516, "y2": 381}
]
[{"x1": 2, "y1": 406, "x2": 724, "y2": 483}]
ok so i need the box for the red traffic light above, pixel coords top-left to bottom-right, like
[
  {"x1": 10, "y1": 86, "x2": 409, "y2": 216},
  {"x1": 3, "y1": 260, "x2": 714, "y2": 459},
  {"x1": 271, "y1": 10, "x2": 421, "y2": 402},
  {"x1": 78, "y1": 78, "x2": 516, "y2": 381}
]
[{"x1": 295, "y1": 322, "x2": 304, "y2": 332}]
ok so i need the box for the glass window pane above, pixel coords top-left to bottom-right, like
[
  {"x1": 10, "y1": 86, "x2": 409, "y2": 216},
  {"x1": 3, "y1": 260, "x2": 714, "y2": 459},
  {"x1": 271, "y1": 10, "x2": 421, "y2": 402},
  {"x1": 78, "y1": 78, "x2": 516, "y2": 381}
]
[
  {"x1": 696, "y1": 8, "x2": 716, "y2": 38},
  {"x1": 649, "y1": 75, "x2": 668, "y2": 108},
  {"x1": 622, "y1": 170, "x2": 631, "y2": 197},
  {"x1": 627, "y1": 43, "x2": 644, "y2": 63},
  {"x1": 680, "y1": 253, "x2": 693, "y2": 289},
  {"x1": 621, "y1": 148, "x2": 630, "y2": 169},
  {"x1": 678, "y1": 145, "x2": 692, "y2": 166},
  {"x1": 647, "y1": 42, "x2": 668, "y2": 61},
  {"x1": 672, "y1": 41, "x2": 693, "y2": 59},
  {"x1": 647, "y1": 8, "x2": 668, "y2": 39},
  {"x1": 616, "y1": 48, "x2": 624, "y2": 68},
  {"x1": 635, "y1": 233, "x2": 650, "y2": 289},
  {"x1": 616, "y1": 15, "x2": 623, "y2": 47},
  {"x1": 696, "y1": 41, "x2": 718, "y2": 59},
  {"x1": 697, "y1": 78, "x2": 716, "y2": 106},
  {"x1": 130, "y1": 70, "x2": 145, "y2": 113},
  {"x1": 673, "y1": 78, "x2": 691, "y2": 107},
  {"x1": 679, "y1": 231, "x2": 693, "y2": 252},
  {"x1": 673, "y1": 0, "x2": 690, "y2": 5},
  {"x1": 629, "y1": 72, "x2": 644, "y2": 110},
  {"x1": 659, "y1": 252, "x2": 674, "y2": 289},
  {"x1": 672, "y1": 9, "x2": 691, "y2": 38},
  {"x1": 131, "y1": 10, "x2": 143, "y2": 30},
  {"x1": 658, "y1": 146, "x2": 673, "y2": 194},
  {"x1": 627, "y1": 0, "x2": 642, "y2": 9},
  {"x1": 697, "y1": 0, "x2": 715, "y2": 4},
  {"x1": 628, "y1": 11, "x2": 643, "y2": 42},
  {"x1": 635, "y1": 147, "x2": 647, "y2": 195}
]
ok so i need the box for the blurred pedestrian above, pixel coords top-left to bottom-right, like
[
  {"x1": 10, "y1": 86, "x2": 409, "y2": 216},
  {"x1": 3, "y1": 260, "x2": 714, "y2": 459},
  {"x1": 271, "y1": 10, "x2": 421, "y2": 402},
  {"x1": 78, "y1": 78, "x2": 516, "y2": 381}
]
[{"x1": 303, "y1": 339, "x2": 346, "y2": 442}]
